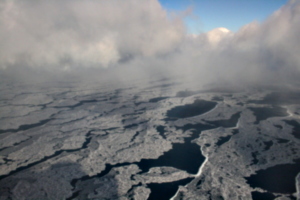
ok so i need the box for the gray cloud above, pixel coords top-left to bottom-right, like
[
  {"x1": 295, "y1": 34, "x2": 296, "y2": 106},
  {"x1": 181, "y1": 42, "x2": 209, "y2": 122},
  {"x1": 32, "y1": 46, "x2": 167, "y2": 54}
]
[{"x1": 1, "y1": 0, "x2": 300, "y2": 87}]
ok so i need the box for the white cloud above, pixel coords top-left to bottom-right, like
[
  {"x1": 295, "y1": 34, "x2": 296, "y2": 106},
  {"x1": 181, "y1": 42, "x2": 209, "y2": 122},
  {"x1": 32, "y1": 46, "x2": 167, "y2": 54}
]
[
  {"x1": 206, "y1": 27, "x2": 231, "y2": 45},
  {"x1": 1, "y1": 0, "x2": 300, "y2": 88},
  {"x1": 0, "y1": 0, "x2": 184, "y2": 70}
]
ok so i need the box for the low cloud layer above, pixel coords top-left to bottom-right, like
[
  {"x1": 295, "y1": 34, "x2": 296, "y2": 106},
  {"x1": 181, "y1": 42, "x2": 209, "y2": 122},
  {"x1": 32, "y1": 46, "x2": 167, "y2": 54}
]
[
  {"x1": 0, "y1": 0, "x2": 184, "y2": 70},
  {"x1": 1, "y1": 0, "x2": 300, "y2": 87}
]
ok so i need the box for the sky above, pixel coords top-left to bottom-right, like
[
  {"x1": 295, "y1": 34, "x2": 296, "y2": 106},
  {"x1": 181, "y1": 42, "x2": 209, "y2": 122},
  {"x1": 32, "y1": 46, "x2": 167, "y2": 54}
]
[
  {"x1": 159, "y1": 0, "x2": 288, "y2": 33},
  {"x1": 0, "y1": 0, "x2": 300, "y2": 88}
]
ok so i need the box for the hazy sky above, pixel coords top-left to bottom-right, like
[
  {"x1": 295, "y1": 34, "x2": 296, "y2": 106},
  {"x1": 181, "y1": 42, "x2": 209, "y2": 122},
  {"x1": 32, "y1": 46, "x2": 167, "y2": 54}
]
[{"x1": 159, "y1": 0, "x2": 288, "y2": 33}]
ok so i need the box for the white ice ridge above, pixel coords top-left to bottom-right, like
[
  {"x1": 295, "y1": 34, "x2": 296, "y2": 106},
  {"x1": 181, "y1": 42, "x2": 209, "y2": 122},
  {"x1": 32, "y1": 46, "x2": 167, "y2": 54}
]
[
  {"x1": 281, "y1": 105, "x2": 300, "y2": 120},
  {"x1": 170, "y1": 187, "x2": 180, "y2": 200},
  {"x1": 170, "y1": 154, "x2": 209, "y2": 200},
  {"x1": 230, "y1": 119, "x2": 240, "y2": 130}
]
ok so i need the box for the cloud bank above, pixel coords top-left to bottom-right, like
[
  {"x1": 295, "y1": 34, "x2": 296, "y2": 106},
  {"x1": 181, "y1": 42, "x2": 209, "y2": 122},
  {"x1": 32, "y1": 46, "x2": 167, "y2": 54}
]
[
  {"x1": 1, "y1": 0, "x2": 300, "y2": 87},
  {"x1": 0, "y1": 0, "x2": 184, "y2": 70}
]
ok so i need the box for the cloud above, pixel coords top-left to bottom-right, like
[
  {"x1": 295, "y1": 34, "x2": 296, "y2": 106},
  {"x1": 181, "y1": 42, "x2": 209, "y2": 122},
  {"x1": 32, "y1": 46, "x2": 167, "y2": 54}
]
[
  {"x1": 0, "y1": 0, "x2": 184, "y2": 70},
  {"x1": 0, "y1": 0, "x2": 300, "y2": 88}
]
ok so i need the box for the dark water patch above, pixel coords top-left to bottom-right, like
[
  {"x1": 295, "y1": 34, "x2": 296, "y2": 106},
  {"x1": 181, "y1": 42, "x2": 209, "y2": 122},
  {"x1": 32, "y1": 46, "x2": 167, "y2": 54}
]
[
  {"x1": 124, "y1": 124, "x2": 138, "y2": 129},
  {"x1": 245, "y1": 159, "x2": 300, "y2": 194},
  {"x1": 53, "y1": 99, "x2": 106, "y2": 109},
  {"x1": 251, "y1": 151, "x2": 260, "y2": 165},
  {"x1": 147, "y1": 178, "x2": 193, "y2": 200},
  {"x1": 101, "y1": 127, "x2": 119, "y2": 131},
  {"x1": 248, "y1": 92, "x2": 300, "y2": 105},
  {"x1": 124, "y1": 120, "x2": 148, "y2": 130},
  {"x1": 284, "y1": 120, "x2": 300, "y2": 139},
  {"x1": 216, "y1": 135, "x2": 231, "y2": 146},
  {"x1": 176, "y1": 90, "x2": 199, "y2": 97},
  {"x1": 251, "y1": 191, "x2": 277, "y2": 200},
  {"x1": 81, "y1": 131, "x2": 93, "y2": 149},
  {"x1": 274, "y1": 124, "x2": 283, "y2": 129},
  {"x1": 211, "y1": 96, "x2": 224, "y2": 101},
  {"x1": 132, "y1": 95, "x2": 139, "y2": 100},
  {"x1": 232, "y1": 129, "x2": 239, "y2": 135},
  {"x1": 137, "y1": 142, "x2": 205, "y2": 174},
  {"x1": 249, "y1": 107, "x2": 288, "y2": 124},
  {"x1": 0, "y1": 118, "x2": 52, "y2": 134},
  {"x1": 2, "y1": 158, "x2": 14, "y2": 165},
  {"x1": 122, "y1": 117, "x2": 139, "y2": 124},
  {"x1": 166, "y1": 100, "x2": 217, "y2": 119},
  {"x1": 149, "y1": 97, "x2": 169, "y2": 103},
  {"x1": 108, "y1": 95, "x2": 120, "y2": 101},
  {"x1": 146, "y1": 83, "x2": 177, "y2": 90},
  {"x1": 126, "y1": 183, "x2": 143, "y2": 199},
  {"x1": 204, "y1": 112, "x2": 241, "y2": 128},
  {"x1": 156, "y1": 126, "x2": 166, "y2": 139},
  {"x1": 276, "y1": 138, "x2": 290, "y2": 143},
  {"x1": 65, "y1": 190, "x2": 81, "y2": 200},
  {"x1": 264, "y1": 141, "x2": 273, "y2": 151},
  {"x1": 196, "y1": 177, "x2": 205, "y2": 188},
  {"x1": 109, "y1": 101, "x2": 119, "y2": 105},
  {"x1": 0, "y1": 146, "x2": 8, "y2": 152},
  {"x1": 237, "y1": 102, "x2": 244, "y2": 106},
  {"x1": 122, "y1": 111, "x2": 144, "y2": 117},
  {"x1": 130, "y1": 131, "x2": 140, "y2": 142},
  {"x1": 134, "y1": 101, "x2": 146, "y2": 106},
  {"x1": 68, "y1": 99, "x2": 99, "y2": 109}
]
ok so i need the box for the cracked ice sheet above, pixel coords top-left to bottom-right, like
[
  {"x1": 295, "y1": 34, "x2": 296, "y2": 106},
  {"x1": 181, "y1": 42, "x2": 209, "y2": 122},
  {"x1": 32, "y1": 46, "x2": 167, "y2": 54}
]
[
  {"x1": 0, "y1": 132, "x2": 30, "y2": 150},
  {"x1": 0, "y1": 106, "x2": 64, "y2": 131},
  {"x1": 0, "y1": 153, "x2": 86, "y2": 200},
  {"x1": 0, "y1": 127, "x2": 89, "y2": 176},
  {"x1": 172, "y1": 92, "x2": 300, "y2": 200},
  {"x1": 2, "y1": 77, "x2": 300, "y2": 200},
  {"x1": 47, "y1": 99, "x2": 80, "y2": 107},
  {"x1": 80, "y1": 128, "x2": 173, "y2": 176},
  {"x1": 0, "y1": 106, "x2": 42, "y2": 119},
  {"x1": 10, "y1": 93, "x2": 53, "y2": 106},
  {"x1": 0, "y1": 93, "x2": 162, "y2": 176},
  {"x1": 85, "y1": 165, "x2": 141, "y2": 199}
]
